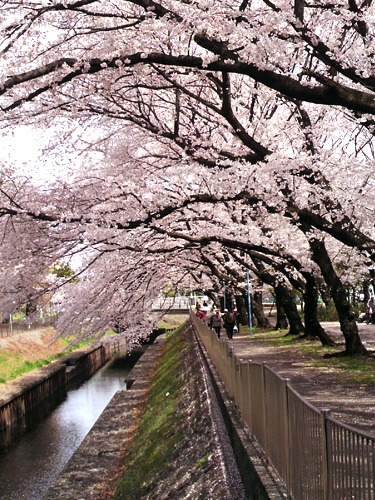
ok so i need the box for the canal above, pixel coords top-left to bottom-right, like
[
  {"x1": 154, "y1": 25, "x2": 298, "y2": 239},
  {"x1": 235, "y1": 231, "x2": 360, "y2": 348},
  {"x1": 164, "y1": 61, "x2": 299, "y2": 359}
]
[{"x1": 0, "y1": 350, "x2": 143, "y2": 500}]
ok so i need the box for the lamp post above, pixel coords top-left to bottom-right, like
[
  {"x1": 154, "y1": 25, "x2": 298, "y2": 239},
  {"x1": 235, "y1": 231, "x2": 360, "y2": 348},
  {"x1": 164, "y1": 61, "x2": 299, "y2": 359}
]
[
  {"x1": 247, "y1": 269, "x2": 253, "y2": 338},
  {"x1": 7, "y1": 293, "x2": 13, "y2": 335}
]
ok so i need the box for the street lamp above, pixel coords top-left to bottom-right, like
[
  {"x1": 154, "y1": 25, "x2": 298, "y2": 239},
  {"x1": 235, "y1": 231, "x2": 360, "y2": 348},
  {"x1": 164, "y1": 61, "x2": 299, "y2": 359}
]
[{"x1": 246, "y1": 269, "x2": 253, "y2": 338}]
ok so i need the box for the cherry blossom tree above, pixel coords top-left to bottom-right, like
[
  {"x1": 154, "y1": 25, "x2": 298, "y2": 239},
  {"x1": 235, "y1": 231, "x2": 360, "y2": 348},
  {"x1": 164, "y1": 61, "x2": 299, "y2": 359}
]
[{"x1": 0, "y1": 1, "x2": 375, "y2": 354}]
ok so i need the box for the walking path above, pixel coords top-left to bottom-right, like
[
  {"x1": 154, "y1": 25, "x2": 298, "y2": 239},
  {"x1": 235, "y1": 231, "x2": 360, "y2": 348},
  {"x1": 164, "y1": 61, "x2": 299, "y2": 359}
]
[{"x1": 226, "y1": 321, "x2": 375, "y2": 436}]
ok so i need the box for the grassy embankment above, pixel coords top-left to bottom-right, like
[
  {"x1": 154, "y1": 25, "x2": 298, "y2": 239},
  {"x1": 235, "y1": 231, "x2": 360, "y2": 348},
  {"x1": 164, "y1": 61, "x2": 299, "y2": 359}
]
[
  {"x1": 114, "y1": 326, "x2": 190, "y2": 500},
  {"x1": 0, "y1": 314, "x2": 183, "y2": 385},
  {"x1": 0, "y1": 337, "x2": 94, "y2": 384}
]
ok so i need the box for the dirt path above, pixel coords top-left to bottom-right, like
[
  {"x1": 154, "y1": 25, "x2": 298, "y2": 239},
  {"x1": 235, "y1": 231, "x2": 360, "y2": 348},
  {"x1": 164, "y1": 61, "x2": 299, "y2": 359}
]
[{"x1": 228, "y1": 321, "x2": 375, "y2": 436}]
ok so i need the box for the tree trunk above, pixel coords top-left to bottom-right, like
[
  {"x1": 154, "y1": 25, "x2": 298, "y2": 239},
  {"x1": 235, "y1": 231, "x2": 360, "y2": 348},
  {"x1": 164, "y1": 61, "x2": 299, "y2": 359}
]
[
  {"x1": 252, "y1": 290, "x2": 272, "y2": 328},
  {"x1": 309, "y1": 238, "x2": 368, "y2": 356},
  {"x1": 319, "y1": 281, "x2": 332, "y2": 307},
  {"x1": 275, "y1": 298, "x2": 289, "y2": 330},
  {"x1": 250, "y1": 256, "x2": 303, "y2": 334},
  {"x1": 275, "y1": 285, "x2": 305, "y2": 336},
  {"x1": 302, "y1": 275, "x2": 335, "y2": 346},
  {"x1": 26, "y1": 301, "x2": 37, "y2": 317},
  {"x1": 235, "y1": 294, "x2": 248, "y2": 326}
]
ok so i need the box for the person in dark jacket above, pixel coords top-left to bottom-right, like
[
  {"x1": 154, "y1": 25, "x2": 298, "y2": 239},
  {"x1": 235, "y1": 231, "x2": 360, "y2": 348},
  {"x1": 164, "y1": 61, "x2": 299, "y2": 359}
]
[{"x1": 224, "y1": 310, "x2": 236, "y2": 339}]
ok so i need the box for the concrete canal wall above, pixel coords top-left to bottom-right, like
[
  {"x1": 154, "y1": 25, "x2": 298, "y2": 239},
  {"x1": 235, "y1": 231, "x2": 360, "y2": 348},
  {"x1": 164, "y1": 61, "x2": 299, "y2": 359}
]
[
  {"x1": 44, "y1": 336, "x2": 165, "y2": 500},
  {"x1": 44, "y1": 323, "x2": 284, "y2": 500},
  {"x1": 0, "y1": 339, "x2": 123, "y2": 432}
]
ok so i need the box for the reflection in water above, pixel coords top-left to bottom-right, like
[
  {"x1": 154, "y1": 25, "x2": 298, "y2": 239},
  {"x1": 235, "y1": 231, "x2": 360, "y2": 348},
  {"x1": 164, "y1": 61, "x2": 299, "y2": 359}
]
[{"x1": 0, "y1": 355, "x2": 137, "y2": 500}]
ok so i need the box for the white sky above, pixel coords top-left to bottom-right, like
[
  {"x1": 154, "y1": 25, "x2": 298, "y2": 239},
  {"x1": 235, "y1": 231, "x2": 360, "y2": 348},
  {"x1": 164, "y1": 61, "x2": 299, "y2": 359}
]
[
  {"x1": 0, "y1": 126, "x2": 79, "y2": 184},
  {"x1": 1, "y1": 127, "x2": 41, "y2": 160}
]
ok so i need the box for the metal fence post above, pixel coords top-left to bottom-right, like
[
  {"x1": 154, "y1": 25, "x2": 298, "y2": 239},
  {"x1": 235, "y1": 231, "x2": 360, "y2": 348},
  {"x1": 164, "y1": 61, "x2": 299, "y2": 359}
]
[
  {"x1": 224, "y1": 343, "x2": 233, "y2": 396},
  {"x1": 235, "y1": 359, "x2": 242, "y2": 409},
  {"x1": 321, "y1": 409, "x2": 331, "y2": 500},
  {"x1": 247, "y1": 361, "x2": 253, "y2": 436},
  {"x1": 240, "y1": 360, "x2": 253, "y2": 435},
  {"x1": 228, "y1": 347, "x2": 235, "y2": 398},
  {"x1": 261, "y1": 362, "x2": 268, "y2": 460},
  {"x1": 238, "y1": 360, "x2": 245, "y2": 413},
  {"x1": 283, "y1": 378, "x2": 291, "y2": 499}
]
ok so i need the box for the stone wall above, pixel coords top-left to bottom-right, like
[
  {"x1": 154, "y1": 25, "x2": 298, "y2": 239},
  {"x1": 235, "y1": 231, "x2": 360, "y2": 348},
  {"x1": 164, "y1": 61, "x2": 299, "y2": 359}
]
[{"x1": 192, "y1": 326, "x2": 287, "y2": 500}]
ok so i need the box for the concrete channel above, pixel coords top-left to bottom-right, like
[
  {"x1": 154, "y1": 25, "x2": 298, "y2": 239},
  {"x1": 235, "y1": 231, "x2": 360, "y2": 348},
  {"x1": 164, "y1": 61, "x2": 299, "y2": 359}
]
[
  {"x1": 0, "y1": 338, "x2": 148, "y2": 500},
  {"x1": 41, "y1": 322, "x2": 284, "y2": 500}
]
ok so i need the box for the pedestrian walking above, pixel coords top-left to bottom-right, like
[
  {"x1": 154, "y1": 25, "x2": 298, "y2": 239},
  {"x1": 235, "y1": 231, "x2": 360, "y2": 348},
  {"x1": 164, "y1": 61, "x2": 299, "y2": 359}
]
[
  {"x1": 224, "y1": 310, "x2": 236, "y2": 339},
  {"x1": 196, "y1": 308, "x2": 205, "y2": 322},
  {"x1": 368, "y1": 296, "x2": 375, "y2": 323},
  {"x1": 211, "y1": 310, "x2": 222, "y2": 338}
]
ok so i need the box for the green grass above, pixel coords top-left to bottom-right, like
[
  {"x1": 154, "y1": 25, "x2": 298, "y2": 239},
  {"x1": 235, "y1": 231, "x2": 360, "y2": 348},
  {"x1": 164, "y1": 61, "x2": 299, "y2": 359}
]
[
  {"x1": 195, "y1": 455, "x2": 209, "y2": 468},
  {"x1": 156, "y1": 314, "x2": 188, "y2": 330},
  {"x1": 257, "y1": 331, "x2": 375, "y2": 384},
  {"x1": 0, "y1": 338, "x2": 94, "y2": 384},
  {"x1": 156, "y1": 322, "x2": 175, "y2": 329},
  {"x1": 115, "y1": 326, "x2": 185, "y2": 500},
  {"x1": 240, "y1": 324, "x2": 292, "y2": 343},
  {"x1": 312, "y1": 356, "x2": 375, "y2": 385}
]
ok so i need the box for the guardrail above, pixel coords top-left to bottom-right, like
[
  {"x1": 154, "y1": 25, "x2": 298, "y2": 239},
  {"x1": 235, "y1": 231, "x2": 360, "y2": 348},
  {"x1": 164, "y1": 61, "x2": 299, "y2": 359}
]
[
  {"x1": 191, "y1": 312, "x2": 375, "y2": 500},
  {"x1": 151, "y1": 297, "x2": 191, "y2": 310}
]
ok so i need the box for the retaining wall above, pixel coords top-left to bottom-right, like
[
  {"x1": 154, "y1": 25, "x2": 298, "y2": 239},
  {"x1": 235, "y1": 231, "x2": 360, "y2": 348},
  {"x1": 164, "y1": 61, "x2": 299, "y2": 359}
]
[{"x1": 0, "y1": 340, "x2": 122, "y2": 433}]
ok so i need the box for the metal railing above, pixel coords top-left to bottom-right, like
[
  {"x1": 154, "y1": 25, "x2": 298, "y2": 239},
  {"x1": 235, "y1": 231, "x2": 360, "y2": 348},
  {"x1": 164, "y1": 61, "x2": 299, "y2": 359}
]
[
  {"x1": 192, "y1": 313, "x2": 375, "y2": 500},
  {"x1": 151, "y1": 297, "x2": 191, "y2": 311},
  {"x1": 0, "y1": 314, "x2": 60, "y2": 338},
  {"x1": 151, "y1": 295, "x2": 214, "y2": 311}
]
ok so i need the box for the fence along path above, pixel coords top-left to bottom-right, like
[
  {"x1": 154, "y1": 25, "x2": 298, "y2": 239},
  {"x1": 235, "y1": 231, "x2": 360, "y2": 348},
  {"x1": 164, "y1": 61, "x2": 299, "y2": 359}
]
[
  {"x1": 0, "y1": 314, "x2": 59, "y2": 338},
  {"x1": 192, "y1": 313, "x2": 375, "y2": 500}
]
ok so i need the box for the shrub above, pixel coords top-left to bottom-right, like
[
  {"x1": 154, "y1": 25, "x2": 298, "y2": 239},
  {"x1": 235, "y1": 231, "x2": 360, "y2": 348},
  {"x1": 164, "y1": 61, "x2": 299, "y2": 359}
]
[{"x1": 317, "y1": 302, "x2": 339, "y2": 321}]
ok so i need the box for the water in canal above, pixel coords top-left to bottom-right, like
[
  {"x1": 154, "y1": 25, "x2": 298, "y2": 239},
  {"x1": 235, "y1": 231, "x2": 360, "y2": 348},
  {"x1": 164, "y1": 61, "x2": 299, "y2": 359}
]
[{"x1": 0, "y1": 351, "x2": 143, "y2": 500}]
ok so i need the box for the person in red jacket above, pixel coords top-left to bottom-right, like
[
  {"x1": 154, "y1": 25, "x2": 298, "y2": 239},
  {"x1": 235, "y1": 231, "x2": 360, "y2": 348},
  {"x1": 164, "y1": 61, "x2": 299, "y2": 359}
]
[{"x1": 196, "y1": 308, "x2": 205, "y2": 322}]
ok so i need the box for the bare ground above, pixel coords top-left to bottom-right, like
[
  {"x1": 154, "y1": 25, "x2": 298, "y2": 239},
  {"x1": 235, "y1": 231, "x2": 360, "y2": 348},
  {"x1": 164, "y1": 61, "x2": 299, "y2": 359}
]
[{"x1": 0, "y1": 327, "x2": 63, "y2": 360}]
